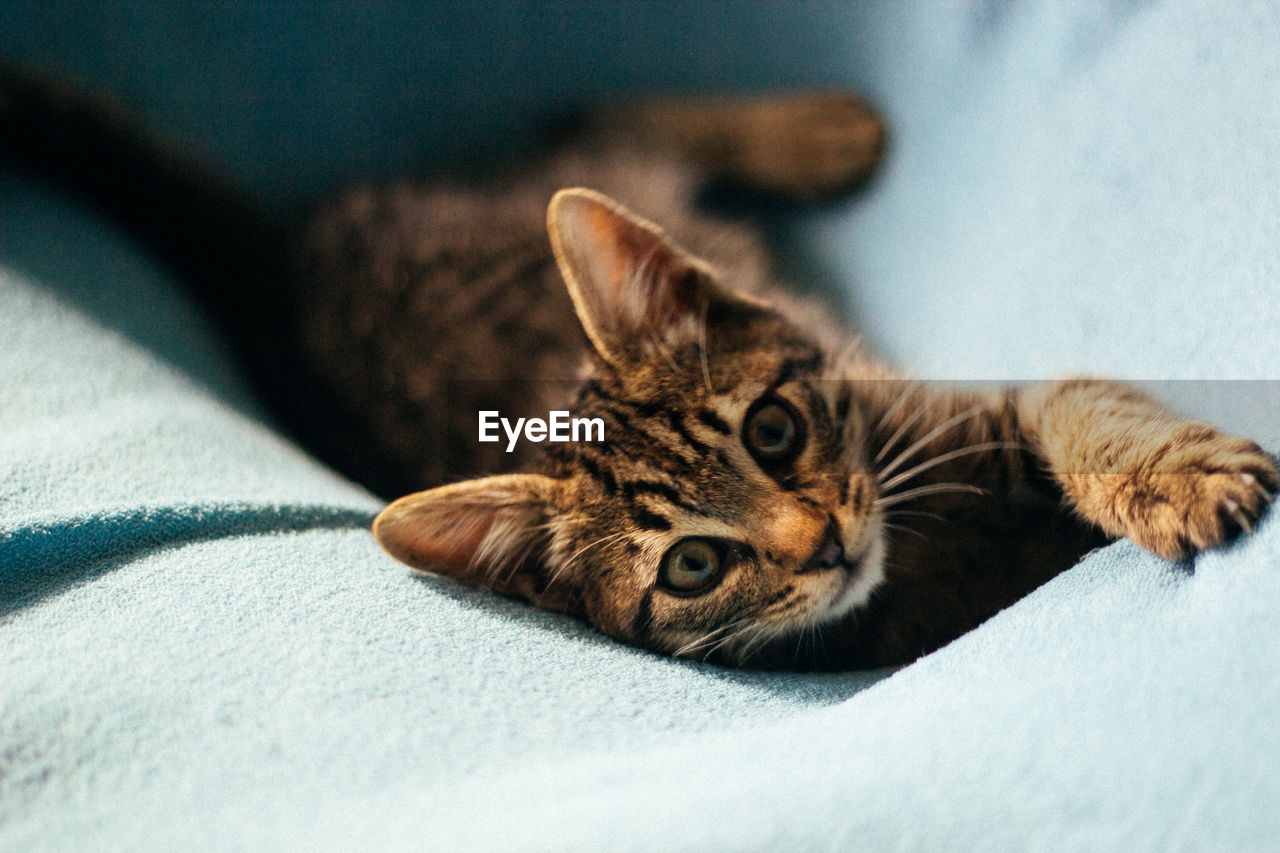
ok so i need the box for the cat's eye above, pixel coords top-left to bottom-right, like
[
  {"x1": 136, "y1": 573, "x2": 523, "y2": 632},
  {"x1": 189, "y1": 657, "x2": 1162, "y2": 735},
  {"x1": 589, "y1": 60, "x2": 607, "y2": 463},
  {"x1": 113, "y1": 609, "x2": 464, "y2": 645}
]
[
  {"x1": 659, "y1": 538, "x2": 727, "y2": 595},
  {"x1": 743, "y1": 395, "x2": 804, "y2": 465}
]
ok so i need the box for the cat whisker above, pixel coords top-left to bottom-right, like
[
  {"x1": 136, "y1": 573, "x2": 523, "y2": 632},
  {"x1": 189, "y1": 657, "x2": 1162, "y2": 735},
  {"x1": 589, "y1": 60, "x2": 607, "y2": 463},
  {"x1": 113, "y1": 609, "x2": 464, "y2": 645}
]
[
  {"x1": 878, "y1": 440, "x2": 1024, "y2": 493},
  {"x1": 677, "y1": 615, "x2": 753, "y2": 657},
  {"x1": 875, "y1": 403, "x2": 988, "y2": 483},
  {"x1": 674, "y1": 614, "x2": 755, "y2": 658},
  {"x1": 732, "y1": 625, "x2": 767, "y2": 664},
  {"x1": 701, "y1": 634, "x2": 741, "y2": 661},
  {"x1": 805, "y1": 619, "x2": 827, "y2": 664},
  {"x1": 873, "y1": 397, "x2": 931, "y2": 465},
  {"x1": 703, "y1": 620, "x2": 759, "y2": 661},
  {"x1": 737, "y1": 622, "x2": 786, "y2": 665},
  {"x1": 805, "y1": 614, "x2": 834, "y2": 666},
  {"x1": 884, "y1": 508, "x2": 950, "y2": 525},
  {"x1": 881, "y1": 521, "x2": 928, "y2": 540},
  {"x1": 550, "y1": 531, "x2": 631, "y2": 586},
  {"x1": 792, "y1": 619, "x2": 822, "y2": 666},
  {"x1": 750, "y1": 621, "x2": 786, "y2": 661},
  {"x1": 873, "y1": 379, "x2": 921, "y2": 436},
  {"x1": 790, "y1": 605, "x2": 840, "y2": 666},
  {"x1": 874, "y1": 482, "x2": 989, "y2": 509},
  {"x1": 711, "y1": 610, "x2": 774, "y2": 658}
]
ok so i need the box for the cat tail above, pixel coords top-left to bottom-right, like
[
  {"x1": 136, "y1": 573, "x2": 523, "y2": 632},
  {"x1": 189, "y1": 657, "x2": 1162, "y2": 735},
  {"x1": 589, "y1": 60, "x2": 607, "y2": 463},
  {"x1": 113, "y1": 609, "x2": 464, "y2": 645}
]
[{"x1": 0, "y1": 60, "x2": 284, "y2": 331}]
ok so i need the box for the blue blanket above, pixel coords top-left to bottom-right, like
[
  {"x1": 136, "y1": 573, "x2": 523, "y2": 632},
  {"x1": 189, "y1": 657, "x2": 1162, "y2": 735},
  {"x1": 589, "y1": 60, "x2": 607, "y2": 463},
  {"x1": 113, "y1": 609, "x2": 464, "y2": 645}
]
[{"x1": 4, "y1": 2, "x2": 1279, "y2": 849}]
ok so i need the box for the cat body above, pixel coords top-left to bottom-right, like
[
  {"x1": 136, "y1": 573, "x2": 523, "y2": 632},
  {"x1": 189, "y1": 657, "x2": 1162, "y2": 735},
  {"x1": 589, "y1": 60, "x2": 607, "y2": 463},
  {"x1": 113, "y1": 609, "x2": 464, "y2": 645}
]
[
  {"x1": 4, "y1": 67, "x2": 1275, "y2": 669},
  {"x1": 293, "y1": 134, "x2": 774, "y2": 494}
]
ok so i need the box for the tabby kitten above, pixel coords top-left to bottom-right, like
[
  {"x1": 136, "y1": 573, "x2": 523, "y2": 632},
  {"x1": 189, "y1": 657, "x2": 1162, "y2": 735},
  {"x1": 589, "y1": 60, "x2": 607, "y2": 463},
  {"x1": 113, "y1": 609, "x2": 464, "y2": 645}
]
[
  {"x1": 373, "y1": 186, "x2": 1278, "y2": 668},
  {"x1": 4, "y1": 68, "x2": 1275, "y2": 669}
]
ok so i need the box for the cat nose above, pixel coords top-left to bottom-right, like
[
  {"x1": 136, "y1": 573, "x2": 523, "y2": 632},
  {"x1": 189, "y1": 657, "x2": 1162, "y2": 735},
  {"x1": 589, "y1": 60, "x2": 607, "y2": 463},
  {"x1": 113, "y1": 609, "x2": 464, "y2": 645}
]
[{"x1": 797, "y1": 520, "x2": 846, "y2": 573}]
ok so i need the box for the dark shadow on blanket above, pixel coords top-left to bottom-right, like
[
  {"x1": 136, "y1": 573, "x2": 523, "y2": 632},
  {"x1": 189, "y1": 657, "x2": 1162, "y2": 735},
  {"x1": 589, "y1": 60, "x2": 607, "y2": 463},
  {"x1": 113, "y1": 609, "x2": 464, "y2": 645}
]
[{"x1": 0, "y1": 503, "x2": 377, "y2": 616}]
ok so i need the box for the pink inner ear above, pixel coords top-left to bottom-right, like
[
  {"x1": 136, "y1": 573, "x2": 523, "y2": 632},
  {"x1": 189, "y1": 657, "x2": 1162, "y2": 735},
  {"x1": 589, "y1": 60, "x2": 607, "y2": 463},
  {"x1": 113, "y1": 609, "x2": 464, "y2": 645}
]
[
  {"x1": 584, "y1": 203, "x2": 700, "y2": 330},
  {"x1": 585, "y1": 202, "x2": 663, "y2": 288},
  {"x1": 379, "y1": 509, "x2": 495, "y2": 574}
]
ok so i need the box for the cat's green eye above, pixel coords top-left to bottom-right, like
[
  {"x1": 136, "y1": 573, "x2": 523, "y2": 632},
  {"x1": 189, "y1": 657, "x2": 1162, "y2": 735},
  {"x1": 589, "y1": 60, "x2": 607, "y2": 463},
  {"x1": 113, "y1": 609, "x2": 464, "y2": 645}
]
[
  {"x1": 743, "y1": 396, "x2": 804, "y2": 465},
  {"x1": 659, "y1": 538, "x2": 726, "y2": 594}
]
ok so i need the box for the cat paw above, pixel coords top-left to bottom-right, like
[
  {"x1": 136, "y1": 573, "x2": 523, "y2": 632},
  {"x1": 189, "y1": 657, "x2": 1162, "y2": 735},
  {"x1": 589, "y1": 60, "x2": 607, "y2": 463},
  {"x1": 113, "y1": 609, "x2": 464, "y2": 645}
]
[
  {"x1": 727, "y1": 92, "x2": 887, "y2": 199},
  {"x1": 1110, "y1": 435, "x2": 1277, "y2": 560}
]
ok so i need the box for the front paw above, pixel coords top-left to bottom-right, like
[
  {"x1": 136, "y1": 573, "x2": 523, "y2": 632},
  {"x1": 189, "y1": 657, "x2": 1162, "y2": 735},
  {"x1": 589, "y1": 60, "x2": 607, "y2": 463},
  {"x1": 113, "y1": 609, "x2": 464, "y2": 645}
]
[{"x1": 1107, "y1": 434, "x2": 1277, "y2": 560}]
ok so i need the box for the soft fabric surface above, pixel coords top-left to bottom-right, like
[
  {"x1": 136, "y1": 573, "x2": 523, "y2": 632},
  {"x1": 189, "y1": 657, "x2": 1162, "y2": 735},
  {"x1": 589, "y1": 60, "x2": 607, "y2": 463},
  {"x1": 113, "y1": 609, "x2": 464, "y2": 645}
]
[{"x1": 3, "y1": 1, "x2": 1279, "y2": 850}]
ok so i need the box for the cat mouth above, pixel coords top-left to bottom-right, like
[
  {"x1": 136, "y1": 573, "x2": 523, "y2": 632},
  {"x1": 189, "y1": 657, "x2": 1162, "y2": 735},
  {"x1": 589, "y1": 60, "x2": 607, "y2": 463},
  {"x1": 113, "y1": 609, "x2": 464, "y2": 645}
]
[
  {"x1": 821, "y1": 535, "x2": 886, "y2": 621},
  {"x1": 790, "y1": 522, "x2": 886, "y2": 622}
]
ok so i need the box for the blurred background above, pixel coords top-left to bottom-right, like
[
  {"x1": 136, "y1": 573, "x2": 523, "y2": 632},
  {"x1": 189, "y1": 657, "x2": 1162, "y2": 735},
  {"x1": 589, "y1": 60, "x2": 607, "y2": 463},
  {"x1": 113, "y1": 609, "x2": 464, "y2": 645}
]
[
  {"x1": 2, "y1": 0, "x2": 902, "y2": 204},
  {"x1": 4, "y1": 1, "x2": 1278, "y2": 396}
]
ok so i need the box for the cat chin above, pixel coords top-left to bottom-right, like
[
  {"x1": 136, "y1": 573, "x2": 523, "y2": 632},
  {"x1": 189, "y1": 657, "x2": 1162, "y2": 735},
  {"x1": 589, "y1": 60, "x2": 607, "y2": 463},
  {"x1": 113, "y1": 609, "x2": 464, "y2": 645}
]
[{"x1": 820, "y1": 534, "x2": 887, "y2": 623}]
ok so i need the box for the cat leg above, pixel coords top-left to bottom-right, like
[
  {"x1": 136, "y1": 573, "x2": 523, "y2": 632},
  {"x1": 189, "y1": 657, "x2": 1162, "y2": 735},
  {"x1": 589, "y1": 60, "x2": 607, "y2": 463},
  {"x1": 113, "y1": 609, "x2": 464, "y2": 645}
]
[
  {"x1": 1012, "y1": 379, "x2": 1278, "y2": 559},
  {"x1": 862, "y1": 378, "x2": 1277, "y2": 560},
  {"x1": 588, "y1": 92, "x2": 886, "y2": 200}
]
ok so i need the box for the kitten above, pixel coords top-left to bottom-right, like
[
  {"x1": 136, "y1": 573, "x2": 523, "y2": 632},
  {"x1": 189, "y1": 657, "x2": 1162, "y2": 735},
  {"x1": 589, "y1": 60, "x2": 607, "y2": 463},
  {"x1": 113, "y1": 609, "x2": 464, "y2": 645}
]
[
  {"x1": 4, "y1": 67, "x2": 1275, "y2": 670},
  {"x1": 373, "y1": 187, "x2": 1278, "y2": 668}
]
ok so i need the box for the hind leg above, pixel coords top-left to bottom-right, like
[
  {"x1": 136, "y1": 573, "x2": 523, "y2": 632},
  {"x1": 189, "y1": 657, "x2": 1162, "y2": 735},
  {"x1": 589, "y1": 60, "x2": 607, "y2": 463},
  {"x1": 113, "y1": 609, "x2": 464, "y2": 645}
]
[{"x1": 589, "y1": 92, "x2": 886, "y2": 200}]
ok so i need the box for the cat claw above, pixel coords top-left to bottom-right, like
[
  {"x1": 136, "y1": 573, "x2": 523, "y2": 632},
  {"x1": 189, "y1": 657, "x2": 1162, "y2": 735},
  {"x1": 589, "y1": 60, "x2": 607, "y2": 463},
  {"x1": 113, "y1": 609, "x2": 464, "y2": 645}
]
[
  {"x1": 1223, "y1": 499, "x2": 1253, "y2": 536},
  {"x1": 1243, "y1": 471, "x2": 1274, "y2": 504}
]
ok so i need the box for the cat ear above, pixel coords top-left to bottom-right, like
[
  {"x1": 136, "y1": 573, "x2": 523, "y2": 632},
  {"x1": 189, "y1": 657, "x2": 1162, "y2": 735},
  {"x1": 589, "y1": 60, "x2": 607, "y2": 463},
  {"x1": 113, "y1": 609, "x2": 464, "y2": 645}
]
[
  {"x1": 547, "y1": 187, "x2": 719, "y2": 366},
  {"x1": 373, "y1": 474, "x2": 582, "y2": 615}
]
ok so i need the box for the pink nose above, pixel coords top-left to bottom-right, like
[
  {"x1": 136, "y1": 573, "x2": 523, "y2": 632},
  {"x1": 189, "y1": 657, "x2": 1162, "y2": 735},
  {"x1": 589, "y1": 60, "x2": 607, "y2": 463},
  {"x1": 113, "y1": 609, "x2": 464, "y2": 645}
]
[{"x1": 798, "y1": 520, "x2": 846, "y2": 573}]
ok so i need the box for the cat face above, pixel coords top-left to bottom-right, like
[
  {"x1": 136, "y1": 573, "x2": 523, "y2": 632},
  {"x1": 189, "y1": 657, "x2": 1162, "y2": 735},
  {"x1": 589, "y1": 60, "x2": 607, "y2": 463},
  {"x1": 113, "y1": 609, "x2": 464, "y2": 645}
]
[{"x1": 374, "y1": 188, "x2": 886, "y2": 665}]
